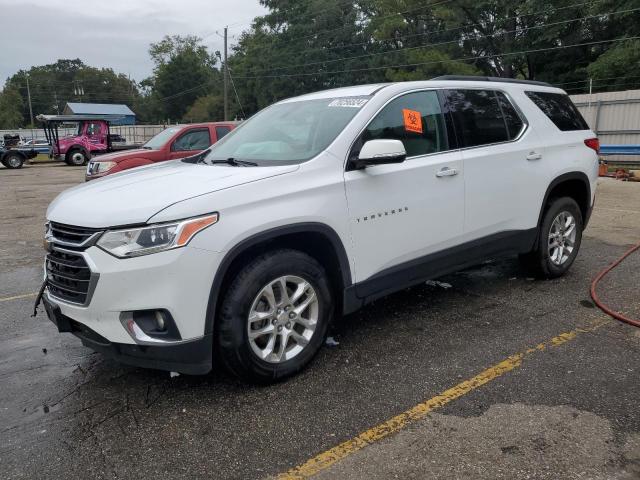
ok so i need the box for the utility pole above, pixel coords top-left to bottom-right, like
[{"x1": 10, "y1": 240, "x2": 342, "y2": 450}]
[
  {"x1": 26, "y1": 76, "x2": 34, "y2": 127},
  {"x1": 223, "y1": 26, "x2": 229, "y2": 121}
]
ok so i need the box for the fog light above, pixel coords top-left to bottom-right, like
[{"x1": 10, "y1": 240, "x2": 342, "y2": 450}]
[
  {"x1": 154, "y1": 310, "x2": 166, "y2": 331},
  {"x1": 120, "y1": 309, "x2": 181, "y2": 344}
]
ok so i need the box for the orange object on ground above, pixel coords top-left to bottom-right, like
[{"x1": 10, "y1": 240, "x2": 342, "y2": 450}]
[{"x1": 598, "y1": 162, "x2": 608, "y2": 177}]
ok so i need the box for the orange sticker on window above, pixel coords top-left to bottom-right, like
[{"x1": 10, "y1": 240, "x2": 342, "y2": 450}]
[{"x1": 402, "y1": 109, "x2": 423, "y2": 134}]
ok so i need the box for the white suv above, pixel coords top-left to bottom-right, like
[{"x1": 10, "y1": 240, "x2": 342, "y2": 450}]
[{"x1": 40, "y1": 77, "x2": 599, "y2": 382}]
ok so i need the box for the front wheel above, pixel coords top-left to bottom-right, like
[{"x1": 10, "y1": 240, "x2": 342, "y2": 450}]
[
  {"x1": 216, "y1": 249, "x2": 333, "y2": 383},
  {"x1": 65, "y1": 149, "x2": 88, "y2": 166},
  {"x1": 2, "y1": 152, "x2": 24, "y2": 169},
  {"x1": 521, "y1": 196, "x2": 583, "y2": 278}
]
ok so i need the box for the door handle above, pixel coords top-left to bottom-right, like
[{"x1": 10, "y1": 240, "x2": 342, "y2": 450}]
[
  {"x1": 436, "y1": 167, "x2": 459, "y2": 178},
  {"x1": 526, "y1": 151, "x2": 542, "y2": 161}
]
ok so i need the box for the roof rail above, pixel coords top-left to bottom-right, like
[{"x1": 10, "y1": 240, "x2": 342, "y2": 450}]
[{"x1": 431, "y1": 75, "x2": 553, "y2": 88}]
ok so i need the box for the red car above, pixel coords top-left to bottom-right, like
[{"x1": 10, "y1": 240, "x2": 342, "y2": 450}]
[{"x1": 85, "y1": 122, "x2": 239, "y2": 181}]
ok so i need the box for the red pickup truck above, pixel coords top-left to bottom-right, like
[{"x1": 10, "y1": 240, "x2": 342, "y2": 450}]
[{"x1": 85, "y1": 122, "x2": 239, "y2": 180}]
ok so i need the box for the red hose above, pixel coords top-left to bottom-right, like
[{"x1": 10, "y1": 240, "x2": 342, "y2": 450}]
[{"x1": 590, "y1": 242, "x2": 640, "y2": 328}]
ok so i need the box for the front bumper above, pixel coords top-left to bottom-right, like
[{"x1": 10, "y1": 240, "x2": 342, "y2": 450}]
[
  {"x1": 43, "y1": 296, "x2": 212, "y2": 374},
  {"x1": 44, "y1": 244, "x2": 222, "y2": 372}
]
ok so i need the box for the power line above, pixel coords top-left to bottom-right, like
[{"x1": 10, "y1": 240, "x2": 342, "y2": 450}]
[
  {"x1": 233, "y1": 0, "x2": 599, "y2": 58},
  {"x1": 243, "y1": 0, "x2": 455, "y2": 52},
  {"x1": 239, "y1": 6, "x2": 639, "y2": 76},
  {"x1": 228, "y1": 69, "x2": 246, "y2": 119},
  {"x1": 564, "y1": 80, "x2": 640, "y2": 92},
  {"x1": 233, "y1": 36, "x2": 640, "y2": 79},
  {"x1": 200, "y1": 0, "x2": 361, "y2": 40},
  {"x1": 555, "y1": 74, "x2": 640, "y2": 87}
]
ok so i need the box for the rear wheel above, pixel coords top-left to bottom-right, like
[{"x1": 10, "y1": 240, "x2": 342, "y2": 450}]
[
  {"x1": 216, "y1": 249, "x2": 332, "y2": 383},
  {"x1": 2, "y1": 152, "x2": 24, "y2": 169},
  {"x1": 65, "y1": 149, "x2": 87, "y2": 166},
  {"x1": 521, "y1": 197, "x2": 583, "y2": 278}
]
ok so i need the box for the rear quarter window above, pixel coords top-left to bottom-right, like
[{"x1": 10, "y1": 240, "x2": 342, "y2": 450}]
[{"x1": 525, "y1": 91, "x2": 589, "y2": 131}]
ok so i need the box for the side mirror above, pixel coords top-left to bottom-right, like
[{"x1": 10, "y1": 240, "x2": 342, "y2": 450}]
[{"x1": 352, "y1": 139, "x2": 407, "y2": 169}]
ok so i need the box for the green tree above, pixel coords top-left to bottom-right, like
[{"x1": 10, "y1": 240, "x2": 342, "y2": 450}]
[
  {"x1": 0, "y1": 86, "x2": 24, "y2": 129},
  {"x1": 4, "y1": 59, "x2": 139, "y2": 125},
  {"x1": 148, "y1": 35, "x2": 221, "y2": 121},
  {"x1": 183, "y1": 94, "x2": 224, "y2": 122},
  {"x1": 587, "y1": 40, "x2": 640, "y2": 91}
]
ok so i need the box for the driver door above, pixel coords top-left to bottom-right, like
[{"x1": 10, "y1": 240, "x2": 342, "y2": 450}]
[
  {"x1": 86, "y1": 122, "x2": 107, "y2": 149},
  {"x1": 343, "y1": 90, "x2": 464, "y2": 289},
  {"x1": 168, "y1": 128, "x2": 212, "y2": 160}
]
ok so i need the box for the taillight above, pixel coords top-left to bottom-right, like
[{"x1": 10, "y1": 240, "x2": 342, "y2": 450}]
[{"x1": 584, "y1": 138, "x2": 600, "y2": 154}]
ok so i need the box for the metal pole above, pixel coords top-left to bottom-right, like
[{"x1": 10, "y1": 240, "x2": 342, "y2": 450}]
[
  {"x1": 224, "y1": 26, "x2": 229, "y2": 121},
  {"x1": 26, "y1": 76, "x2": 34, "y2": 127}
]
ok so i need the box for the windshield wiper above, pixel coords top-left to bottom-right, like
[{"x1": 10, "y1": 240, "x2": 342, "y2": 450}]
[
  {"x1": 142, "y1": 146, "x2": 153, "y2": 149},
  {"x1": 181, "y1": 149, "x2": 211, "y2": 164},
  {"x1": 209, "y1": 157, "x2": 258, "y2": 167}
]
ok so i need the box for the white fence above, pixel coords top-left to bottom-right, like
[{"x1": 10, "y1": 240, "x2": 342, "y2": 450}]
[{"x1": 0, "y1": 124, "x2": 167, "y2": 146}]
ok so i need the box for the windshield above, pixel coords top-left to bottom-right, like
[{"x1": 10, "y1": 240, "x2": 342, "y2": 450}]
[
  {"x1": 203, "y1": 97, "x2": 369, "y2": 165},
  {"x1": 143, "y1": 127, "x2": 183, "y2": 149}
]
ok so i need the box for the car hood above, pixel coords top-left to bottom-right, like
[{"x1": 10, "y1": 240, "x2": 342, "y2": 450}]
[
  {"x1": 92, "y1": 148, "x2": 152, "y2": 162},
  {"x1": 47, "y1": 160, "x2": 299, "y2": 228}
]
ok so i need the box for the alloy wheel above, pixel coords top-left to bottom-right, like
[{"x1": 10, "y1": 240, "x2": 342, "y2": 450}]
[
  {"x1": 548, "y1": 211, "x2": 577, "y2": 266},
  {"x1": 247, "y1": 275, "x2": 319, "y2": 363}
]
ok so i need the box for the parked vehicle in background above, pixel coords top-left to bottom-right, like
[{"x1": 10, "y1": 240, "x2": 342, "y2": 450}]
[
  {"x1": 22, "y1": 138, "x2": 52, "y2": 154},
  {"x1": 40, "y1": 77, "x2": 598, "y2": 383},
  {"x1": 3, "y1": 134, "x2": 25, "y2": 147},
  {"x1": 37, "y1": 114, "x2": 141, "y2": 166},
  {"x1": 85, "y1": 122, "x2": 239, "y2": 180},
  {"x1": 0, "y1": 145, "x2": 37, "y2": 169}
]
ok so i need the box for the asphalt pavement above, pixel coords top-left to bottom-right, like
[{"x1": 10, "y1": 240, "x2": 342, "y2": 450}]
[{"x1": 1, "y1": 164, "x2": 639, "y2": 479}]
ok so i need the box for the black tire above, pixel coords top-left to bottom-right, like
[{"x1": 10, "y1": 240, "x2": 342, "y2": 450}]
[
  {"x1": 521, "y1": 197, "x2": 583, "y2": 279},
  {"x1": 216, "y1": 249, "x2": 333, "y2": 384},
  {"x1": 2, "y1": 152, "x2": 24, "y2": 169},
  {"x1": 65, "y1": 149, "x2": 88, "y2": 166}
]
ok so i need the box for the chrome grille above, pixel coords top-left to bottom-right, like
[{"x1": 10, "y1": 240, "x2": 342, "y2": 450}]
[
  {"x1": 46, "y1": 249, "x2": 94, "y2": 305},
  {"x1": 45, "y1": 222, "x2": 102, "y2": 305},
  {"x1": 49, "y1": 222, "x2": 101, "y2": 247}
]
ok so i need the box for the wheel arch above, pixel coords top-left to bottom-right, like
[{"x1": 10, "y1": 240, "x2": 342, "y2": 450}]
[
  {"x1": 65, "y1": 145, "x2": 89, "y2": 159},
  {"x1": 204, "y1": 223, "x2": 353, "y2": 336},
  {"x1": 534, "y1": 172, "x2": 591, "y2": 248}
]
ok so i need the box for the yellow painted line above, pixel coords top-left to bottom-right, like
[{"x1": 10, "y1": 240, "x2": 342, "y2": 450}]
[
  {"x1": 0, "y1": 292, "x2": 38, "y2": 303},
  {"x1": 277, "y1": 318, "x2": 610, "y2": 480}
]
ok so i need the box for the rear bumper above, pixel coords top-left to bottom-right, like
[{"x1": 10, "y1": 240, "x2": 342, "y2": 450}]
[{"x1": 43, "y1": 295, "x2": 212, "y2": 374}]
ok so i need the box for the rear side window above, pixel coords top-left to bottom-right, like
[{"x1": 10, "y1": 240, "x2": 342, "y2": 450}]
[
  {"x1": 215, "y1": 126, "x2": 231, "y2": 140},
  {"x1": 495, "y1": 91, "x2": 525, "y2": 139},
  {"x1": 444, "y1": 89, "x2": 511, "y2": 147},
  {"x1": 361, "y1": 90, "x2": 449, "y2": 157},
  {"x1": 525, "y1": 91, "x2": 589, "y2": 131}
]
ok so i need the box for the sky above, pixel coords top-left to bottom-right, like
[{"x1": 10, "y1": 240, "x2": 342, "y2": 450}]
[{"x1": 0, "y1": 0, "x2": 266, "y2": 85}]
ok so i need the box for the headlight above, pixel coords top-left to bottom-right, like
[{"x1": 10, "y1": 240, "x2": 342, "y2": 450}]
[
  {"x1": 88, "y1": 161, "x2": 116, "y2": 175},
  {"x1": 97, "y1": 213, "x2": 218, "y2": 258}
]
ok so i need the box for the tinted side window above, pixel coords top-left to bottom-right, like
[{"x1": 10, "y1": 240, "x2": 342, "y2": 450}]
[
  {"x1": 362, "y1": 90, "x2": 448, "y2": 157},
  {"x1": 215, "y1": 126, "x2": 231, "y2": 140},
  {"x1": 445, "y1": 89, "x2": 509, "y2": 147},
  {"x1": 172, "y1": 129, "x2": 211, "y2": 151},
  {"x1": 525, "y1": 91, "x2": 589, "y2": 131},
  {"x1": 495, "y1": 91, "x2": 524, "y2": 139}
]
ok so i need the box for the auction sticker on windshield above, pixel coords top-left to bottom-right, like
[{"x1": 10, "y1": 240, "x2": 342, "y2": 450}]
[{"x1": 328, "y1": 98, "x2": 369, "y2": 108}]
